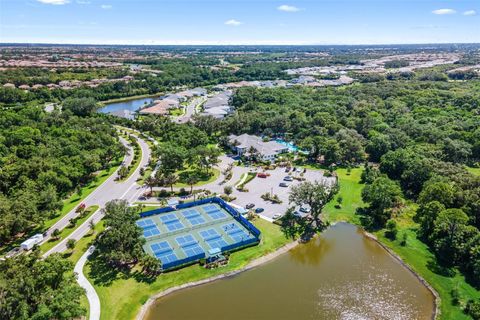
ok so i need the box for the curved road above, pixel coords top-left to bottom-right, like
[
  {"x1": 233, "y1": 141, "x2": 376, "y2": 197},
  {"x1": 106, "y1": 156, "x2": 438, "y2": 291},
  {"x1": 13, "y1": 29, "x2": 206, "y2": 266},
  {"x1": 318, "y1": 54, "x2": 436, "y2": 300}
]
[
  {"x1": 75, "y1": 247, "x2": 100, "y2": 320},
  {"x1": 44, "y1": 133, "x2": 151, "y2": 256}
]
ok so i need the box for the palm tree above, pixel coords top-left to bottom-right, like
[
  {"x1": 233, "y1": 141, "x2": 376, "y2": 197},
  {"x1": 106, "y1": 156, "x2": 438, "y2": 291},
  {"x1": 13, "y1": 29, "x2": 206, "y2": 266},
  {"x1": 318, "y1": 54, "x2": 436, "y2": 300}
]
[
  {"x1": 184, "y1": 173, "x2": 199, "y2": 196},
  {"x1": 164, "y1": 173, "x2": 178, "y2": 193},
  {"x1": 144, "y1": 176, "x2": 157, "y2": 195},
  {"x1": 141, "y1": 254, "x2": 162, "y2": 275}
]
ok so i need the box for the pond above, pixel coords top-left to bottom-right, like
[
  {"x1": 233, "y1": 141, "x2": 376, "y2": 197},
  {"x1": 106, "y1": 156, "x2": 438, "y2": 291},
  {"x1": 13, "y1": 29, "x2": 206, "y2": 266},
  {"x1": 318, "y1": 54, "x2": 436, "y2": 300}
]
[
  {"x1": 144, "y1": 223, "x2": 435, "y2": 320},
  {"x1": 98, "y1": 96, "x2": 157, "y2": 114}
]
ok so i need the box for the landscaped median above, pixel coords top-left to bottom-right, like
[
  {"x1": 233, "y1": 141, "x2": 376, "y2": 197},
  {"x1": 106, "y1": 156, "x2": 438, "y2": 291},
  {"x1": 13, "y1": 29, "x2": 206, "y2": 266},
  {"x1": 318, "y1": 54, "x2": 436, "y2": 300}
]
[
  {"x1": 324, "y1": 167, "x2": 480, "y2": 320},
  {"x1": 40, "y1": 205, "x2": 99, "y2": 253},
  {"x1": 235, "y1": 172, "x2": 256, "y2": 191},
  {"x1": 118, "y1": 133, "x2": 142, "y2": 181},
  {"x1": 85, "y1": 218, "x2": 290, "y2": 320}
]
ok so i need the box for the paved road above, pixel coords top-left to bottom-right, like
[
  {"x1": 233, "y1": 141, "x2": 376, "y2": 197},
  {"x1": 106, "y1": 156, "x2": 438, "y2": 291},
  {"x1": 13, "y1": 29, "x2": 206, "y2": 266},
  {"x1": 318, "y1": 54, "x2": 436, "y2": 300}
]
[
  {"x1": 44, "y1": 133, "x2": 151, "y2": 256},
  {"x1": 40, "y1": 136, "x2": 133, "y2": 246},
  {"x1": 75, "y1": 247, "x2": 100, "y2": 320},
  {"x1": 175, "y1": 97, "x2": 205, "y2": 123}
]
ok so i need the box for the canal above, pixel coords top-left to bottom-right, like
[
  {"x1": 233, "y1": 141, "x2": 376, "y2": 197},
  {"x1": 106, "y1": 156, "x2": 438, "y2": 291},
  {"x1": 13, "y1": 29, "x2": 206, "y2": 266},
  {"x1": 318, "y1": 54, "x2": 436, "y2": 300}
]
[{"x1": 144, "y1": 223, "x2": 435, "y2": 320}]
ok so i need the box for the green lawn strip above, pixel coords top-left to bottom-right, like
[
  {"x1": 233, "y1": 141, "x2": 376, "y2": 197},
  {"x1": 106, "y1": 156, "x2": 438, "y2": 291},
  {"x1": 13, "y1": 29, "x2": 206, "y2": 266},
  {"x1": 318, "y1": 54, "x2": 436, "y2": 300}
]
[
  {"x1": 44, "y1": 162, "x2": 120, "y2": 230},
  {"x1": 100, "y1": 93, "x2": 160, "y2": 105},
  {"x1": 169, "y1": 107, "x2": 185, "y2": 117},
  {"x1": 119, "y1": 136, "x2": 142, "y2": 182},
  {"x1": 466, "y1": 167, "x2": 480, "y2": 176},
  {"x1": 324, "y1": 168, "x2": 364, "y2": 225},
  {"x1": 173, "y1": 168, "x2": 220, "y2": 188},
  {"x1": 235, "y1": 172, "x2": 256, "y2": 188},
  {"x1": 324, "y1": 166, "x2": 479, "y2": 320},
  {"x1": 40, "y1": 205, "x2": 99, "y2": 253},
  {"x1": 375, "y1": 228, "x2": 479, "y2": 319},
  {"x1": 86, "y1": 219, "x2": 290, "y2": 320},
  {"x1": 137, "y1": 167, "x2": 153, "y2": 185}
]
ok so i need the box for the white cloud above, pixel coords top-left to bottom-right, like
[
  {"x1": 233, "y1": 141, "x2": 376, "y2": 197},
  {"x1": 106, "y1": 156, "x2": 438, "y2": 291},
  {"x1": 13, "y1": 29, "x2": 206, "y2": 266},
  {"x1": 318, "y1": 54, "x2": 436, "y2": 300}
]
[
  {"x1": 432, "y1": 9, "x2": 456, "y2": 15},
  {"x1": 225, "y1": 19, "x2": 243, "y2": 26},
  {"x1": 100, "y1": 4, "x2": 112, "y2": 9},
  {"x1": 76, "y1": 0, "x2": 91, "y2": 4},
  {"x1": 463, "y1": 10, "x2": 477, "y2": 16},
  {"x1": 37, "y1": 0, "x2": 70, "y2": 5},
  {"x1": 277, "y1": 5, "x2": 301, "y2": 12}
]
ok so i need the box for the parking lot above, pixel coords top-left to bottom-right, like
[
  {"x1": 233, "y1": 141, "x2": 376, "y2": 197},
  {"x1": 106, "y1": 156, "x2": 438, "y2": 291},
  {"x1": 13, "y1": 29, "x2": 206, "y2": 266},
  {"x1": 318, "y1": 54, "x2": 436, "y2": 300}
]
[{"x1": 231, "y1": 167, "x2": 335, "y2": 220}]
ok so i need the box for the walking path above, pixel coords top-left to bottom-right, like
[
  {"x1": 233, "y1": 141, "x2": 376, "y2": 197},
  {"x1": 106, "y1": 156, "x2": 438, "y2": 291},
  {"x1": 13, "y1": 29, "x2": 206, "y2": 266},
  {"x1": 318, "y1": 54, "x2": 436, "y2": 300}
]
[{"x1": 74, "y1": 247, "x2": 100, "y2": 320}]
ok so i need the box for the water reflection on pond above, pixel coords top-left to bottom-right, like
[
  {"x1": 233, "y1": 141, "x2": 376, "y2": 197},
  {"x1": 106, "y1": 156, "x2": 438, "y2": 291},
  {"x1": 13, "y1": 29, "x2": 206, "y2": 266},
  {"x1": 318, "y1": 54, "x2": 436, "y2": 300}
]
[{"x1": 144, "y1": 223, "x2": 435, "y2": 320}]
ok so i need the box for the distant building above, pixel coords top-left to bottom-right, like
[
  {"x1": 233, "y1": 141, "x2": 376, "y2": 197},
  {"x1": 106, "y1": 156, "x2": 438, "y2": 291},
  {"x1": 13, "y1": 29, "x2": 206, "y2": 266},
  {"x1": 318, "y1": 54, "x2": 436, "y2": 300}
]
[
  {"x1": 110, "y1": 109, "x2": 135, "y2": 120},
  {"x1": 228, "y1": 134, "x2": 289, "y2": 162}
]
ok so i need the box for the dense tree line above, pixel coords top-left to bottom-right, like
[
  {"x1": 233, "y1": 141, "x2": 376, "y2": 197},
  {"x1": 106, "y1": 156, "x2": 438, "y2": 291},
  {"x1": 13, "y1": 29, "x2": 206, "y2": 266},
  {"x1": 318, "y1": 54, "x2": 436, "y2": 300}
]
[
  {"x1": 226, "y1": 80, "x2": 480, "y2": 287},
  {"x1": 0, "y1": 105, "x2": 122, "y2": 243},
  {"x1": 0, "y1": 252, "x2": 86, "y2": 320}
]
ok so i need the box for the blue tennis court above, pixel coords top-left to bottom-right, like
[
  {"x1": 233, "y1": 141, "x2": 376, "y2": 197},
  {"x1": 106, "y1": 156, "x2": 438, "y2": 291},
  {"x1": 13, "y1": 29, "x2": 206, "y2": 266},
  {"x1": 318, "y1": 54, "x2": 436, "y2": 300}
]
[
  {"x1": 202, "y1": 205, "x2": 227, "y2": 220},
  {"x1": 159, "y1": 213, "x2": 185, "y2": 231},
  {"x1": 136, "y1": 219, "x2": 160, "y2": 238},
  {"x1": 159, "y1": 213, "x2": 179, "y2": 223},
  {"x1": 176, "y1": 235, "x2": 204, "y2": 257},
  {"x1": 138, "y1": 198, "x2": 261, "y2": 270},
  {"x1": 200, "y1": 228, "x2": 229, "y2": 249},
  {"x1": 151, "y1": 241, "x2": 178, "y2": 264},
  {"x1": 182, "y1": 209, "x2": 206, "y2": 226},
  {"x1": 223, "y1": 223, "x2": 251, "y2": 242}
]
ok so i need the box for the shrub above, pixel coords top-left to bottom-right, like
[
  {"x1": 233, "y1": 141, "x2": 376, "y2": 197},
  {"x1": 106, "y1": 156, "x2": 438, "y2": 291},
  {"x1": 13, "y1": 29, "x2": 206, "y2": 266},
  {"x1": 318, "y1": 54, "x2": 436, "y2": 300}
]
[{"x1": 385, "y1": 219, "x2": 398, "y2": 240}]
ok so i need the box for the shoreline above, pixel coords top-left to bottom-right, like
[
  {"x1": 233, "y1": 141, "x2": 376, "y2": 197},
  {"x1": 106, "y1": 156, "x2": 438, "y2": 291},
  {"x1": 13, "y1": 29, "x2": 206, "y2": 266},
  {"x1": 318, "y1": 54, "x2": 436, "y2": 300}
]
[
  {"x1": 363, "y1": 231, "x2": 440, "y2": 320},
  {"x1": 99, "y1": 93, "x2": 161, "y2": 105},
  {"x1": 135, "y1": 222, "x2": 439, "y2": 320},
  {"x1": 135, "y1": 239, "x2": 300, "y2": 320}
]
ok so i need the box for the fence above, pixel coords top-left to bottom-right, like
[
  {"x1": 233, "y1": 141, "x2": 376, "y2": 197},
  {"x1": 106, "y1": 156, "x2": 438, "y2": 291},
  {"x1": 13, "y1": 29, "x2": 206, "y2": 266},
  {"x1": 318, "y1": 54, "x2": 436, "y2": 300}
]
[
  {"x1": 139, "y1": 206, "x2": 175, "y2": 218},
  {"x1": 142, "y1": 197, "x2": 262, "y2": 271},
  {"x1": 162, "y1": 252, "x2": 206, "y2": 270}
]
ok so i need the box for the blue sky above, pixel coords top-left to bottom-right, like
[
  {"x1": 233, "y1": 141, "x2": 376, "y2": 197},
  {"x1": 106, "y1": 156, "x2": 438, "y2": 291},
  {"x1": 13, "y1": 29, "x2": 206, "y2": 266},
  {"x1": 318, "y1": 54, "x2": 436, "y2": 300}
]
[{"x1": 0, "y1": 0, "x2": 478, "y2": 44}]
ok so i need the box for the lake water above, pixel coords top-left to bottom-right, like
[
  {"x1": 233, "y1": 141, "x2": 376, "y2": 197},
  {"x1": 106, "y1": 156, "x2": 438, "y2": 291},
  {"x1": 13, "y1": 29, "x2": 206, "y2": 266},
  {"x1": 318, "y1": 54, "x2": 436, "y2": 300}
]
[
  {"x1": 144, "y1": 223, "x2": 435, "y2": 320},
  {"x1": 98, "y1": 96, "x2": 157, "y2": 114}
]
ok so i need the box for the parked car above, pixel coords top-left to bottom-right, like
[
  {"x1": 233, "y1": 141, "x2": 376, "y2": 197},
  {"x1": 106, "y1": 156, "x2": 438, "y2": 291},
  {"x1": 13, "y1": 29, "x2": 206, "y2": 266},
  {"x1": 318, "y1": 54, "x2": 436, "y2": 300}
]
[
  {"x1": 255, "y1": 208, "x2": 265, "y2": 213},
  {"x1": 284, "y1": 176, "x2": 293, "y2": 181},
  {"x1": 272, "y1": 214, "x2": 282, "y2": 220},
  {"x1": 285, "y1": 167, "x2": 291, "y2": 173},
  {"x1": 257, "y1": 172, "x2": 268, "y2": 178},
  {"x1": 245, "y1": 203, "x2": 255, "y2": 209},
  {"x1": 279, "y1": 182, "x2": 289, "y2": 187}
]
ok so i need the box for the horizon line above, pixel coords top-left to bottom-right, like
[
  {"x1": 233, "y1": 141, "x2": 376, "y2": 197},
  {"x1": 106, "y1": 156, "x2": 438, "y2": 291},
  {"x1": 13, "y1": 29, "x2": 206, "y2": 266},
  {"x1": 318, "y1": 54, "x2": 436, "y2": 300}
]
[{"x1": 1, "y1": 41, "x2": 479, "y2": 47}]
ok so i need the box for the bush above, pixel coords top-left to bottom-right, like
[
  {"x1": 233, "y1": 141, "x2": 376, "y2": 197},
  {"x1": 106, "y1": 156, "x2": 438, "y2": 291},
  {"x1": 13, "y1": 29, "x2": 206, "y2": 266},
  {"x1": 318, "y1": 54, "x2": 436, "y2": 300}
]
[
  {"x1": 465, "y1": 299, "x2": 480, "y2": 319},
  {"x1": 385, "y1": 219, "x2": 398, "y2": 240},
  {"x1": 400, "y1": 233, "x2": 407, "y2": 246}
]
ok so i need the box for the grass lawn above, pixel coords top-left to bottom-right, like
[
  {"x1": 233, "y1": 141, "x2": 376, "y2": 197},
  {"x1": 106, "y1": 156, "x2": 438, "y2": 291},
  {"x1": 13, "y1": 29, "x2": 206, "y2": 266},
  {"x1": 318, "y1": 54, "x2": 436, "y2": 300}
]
[
  {"x1": 39, "y1": 205, "x2": 99, "y2": 253},
  {"x1": 86, "y1": 218, "x2": 290, "y2": 320},
  {"x1": 173, "y1": 168, "x2": 220, "y2": 188},
  {"x1": 65, "y1": 220, "x2": 106, "y2": 320},
  {"x1": 169, "y1": 107, "x2": 185, "y2": 117},
  {"x1": 235, "y1": 172, "x2": 256, "y2": 188},
  {"x1": 323, "y1": 166, "x2": 479, "y2": 320},
  {"x1": 119, "y1": 135, "x2": 142, "y2": 181},
  {"x1": 324, "y1": 168, "x2": 364, "y2": 225},
  {"x1": 44, "y1": 163, "x2": 119, "y2": 230},
  {"x1": 466, "y1": 167, "x2": 480, "y2": 176}
]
